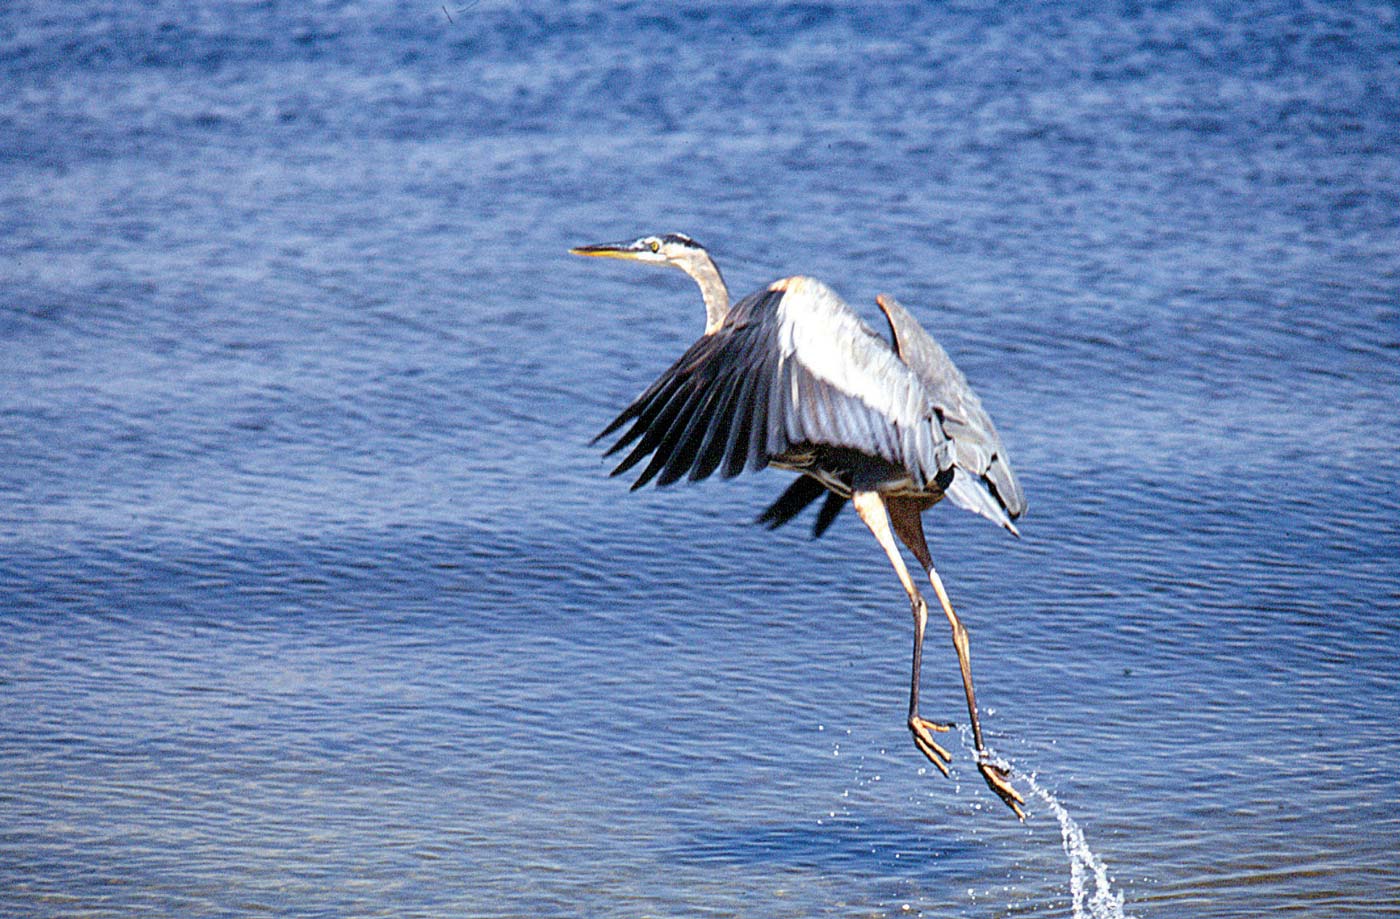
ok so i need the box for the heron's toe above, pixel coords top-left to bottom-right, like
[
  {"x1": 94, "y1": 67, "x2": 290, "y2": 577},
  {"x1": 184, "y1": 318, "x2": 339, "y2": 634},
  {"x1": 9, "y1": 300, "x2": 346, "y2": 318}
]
[
  {"x1": 977, "y1": 759, "x2": 1026, "y2": 820},
  {"x1": 909, "y1": 717, "x2": 953, "y2": 776}
]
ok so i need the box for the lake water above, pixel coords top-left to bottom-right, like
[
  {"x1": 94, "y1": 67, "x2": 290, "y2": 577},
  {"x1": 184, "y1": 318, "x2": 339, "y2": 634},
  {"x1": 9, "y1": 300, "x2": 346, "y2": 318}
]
[{"x1": 3, "y1": 2, "x2": 1398, "y2": 916}]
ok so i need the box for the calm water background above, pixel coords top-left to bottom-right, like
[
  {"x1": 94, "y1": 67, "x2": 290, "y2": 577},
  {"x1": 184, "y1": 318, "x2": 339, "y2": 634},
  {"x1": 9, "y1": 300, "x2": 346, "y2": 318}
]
[{"x1": 3, "y1": 2, "x2": 1398, "y2": 916}]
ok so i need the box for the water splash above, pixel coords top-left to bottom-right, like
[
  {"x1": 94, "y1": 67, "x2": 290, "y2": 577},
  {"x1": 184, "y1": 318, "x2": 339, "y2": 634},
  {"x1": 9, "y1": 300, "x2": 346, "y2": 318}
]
[
  {"x1": 1021, "y1": 772, "x2": 1136, "y2": 919},
  {"x1": 956, "y1": 727, "x2": 1135, "y2": 918}
]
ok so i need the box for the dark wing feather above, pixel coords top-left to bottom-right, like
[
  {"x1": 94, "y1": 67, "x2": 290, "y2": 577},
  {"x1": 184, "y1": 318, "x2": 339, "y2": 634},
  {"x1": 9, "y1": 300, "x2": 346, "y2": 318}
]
[
  {"x1": 609, "y1": 375, "x2": 705, "y2": 477},
  {"x1": 656, "y1": 366, "x2": 743, "y2": 486},
  {"x1": 593, "y1": 360, "x2": 681, "y2": 447},
  {"x1": 688, "y1": 366, "x2": 744, "y2": 481},
  {"x1": 597, "y1": 280, "x2": 953, "y2": 491},
  {"x1": 876, "y1": 294, "x2": 1025, "y2": 533},
  {"x1": 720, "y1": 363, "x2": 761, "y2": 478},
  {"x1": 813, "y1": 490, "x2": 847, "y2": 537},
  {"x1": 628, "y1": 379, "x2": 714, "y2": 489},
  {"x1": 756, "y1": 475, "x2": 825, "y2": 530},
  {"x1": 754, "y1": 474, "x2": 849, "y2": 538},
  {"x1": 598, "y1": 296, "x2": 781, "y2": 486}
]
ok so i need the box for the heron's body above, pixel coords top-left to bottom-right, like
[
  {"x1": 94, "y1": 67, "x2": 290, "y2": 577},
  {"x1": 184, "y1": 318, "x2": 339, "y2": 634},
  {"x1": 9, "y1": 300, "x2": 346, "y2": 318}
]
[{"x1": 572, "y1": 233, "x2": 1028, "y2": 818}]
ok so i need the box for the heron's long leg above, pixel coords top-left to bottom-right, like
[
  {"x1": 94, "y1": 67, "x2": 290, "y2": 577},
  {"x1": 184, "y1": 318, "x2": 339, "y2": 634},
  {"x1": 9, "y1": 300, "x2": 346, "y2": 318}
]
[
  {"x1": 887, "y1": 497, "x2": 1026, "y2": 819},
  {"x1": 850, "y1": 491, "x2": 952, "y2": 777}
]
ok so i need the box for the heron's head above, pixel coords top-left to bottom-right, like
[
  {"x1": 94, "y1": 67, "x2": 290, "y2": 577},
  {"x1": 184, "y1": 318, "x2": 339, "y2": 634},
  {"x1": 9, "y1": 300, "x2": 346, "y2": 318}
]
[
  {"x1": 571, "y1": 232, "x2": 729, "y2": 333},
  {"x1": 569, "y1": 233, "x2": 710, "y2": 270}
]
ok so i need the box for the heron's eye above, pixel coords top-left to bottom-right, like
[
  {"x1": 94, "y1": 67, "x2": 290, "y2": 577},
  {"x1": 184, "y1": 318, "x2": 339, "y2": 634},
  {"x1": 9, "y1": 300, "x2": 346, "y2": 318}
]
[{"x1": 649, "y1": 240, "x2": 660, "y2": 253}]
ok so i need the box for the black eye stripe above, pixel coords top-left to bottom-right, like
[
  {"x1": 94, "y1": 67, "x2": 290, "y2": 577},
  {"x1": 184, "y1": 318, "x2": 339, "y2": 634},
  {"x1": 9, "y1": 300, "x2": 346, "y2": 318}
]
[{"x1": 660, "y1": 232, "x2": 699, "y2": 249}]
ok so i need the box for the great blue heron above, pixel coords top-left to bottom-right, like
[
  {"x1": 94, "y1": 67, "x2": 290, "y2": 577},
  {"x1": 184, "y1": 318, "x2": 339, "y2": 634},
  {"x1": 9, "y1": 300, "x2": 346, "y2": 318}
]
[{"x1": 571, "y1": 233, "x2": 1027, "y2": 818}]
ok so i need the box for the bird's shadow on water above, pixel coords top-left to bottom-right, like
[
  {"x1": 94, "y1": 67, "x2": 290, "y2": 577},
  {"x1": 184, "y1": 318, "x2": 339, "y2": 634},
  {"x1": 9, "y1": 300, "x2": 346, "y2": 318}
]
[{"x1": 673, "y1": 813, "x2": 975, "y2": 877}]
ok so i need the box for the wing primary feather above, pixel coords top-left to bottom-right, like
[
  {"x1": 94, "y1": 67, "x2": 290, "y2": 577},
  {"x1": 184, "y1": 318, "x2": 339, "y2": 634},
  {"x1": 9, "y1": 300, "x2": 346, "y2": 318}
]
[
  {"x1": 610, "y1": 379, "x2": 704, "y2": 478},
  {"x1": 602, "y1": 378, "x2": 687, "y2": 458},
  {"x1": 697, "y1": 324, "x2": 767, "y2": 480},
  {"x1": 721, "y1": 368, "x2": 759, "y2": 478},
  {"x1": 593, "y1": 353, "x2": 690, "y2": 446},
  {"x1": 656, "y1": 373, "x2": 732, "y2": 486},
  {"x1": 593, "y1": 406, "x2": 637, "y2": 446},
  {"x1": 812, "y1": 491, "x2": 847, "y2": 538},
  {"x1": 690, "y1": 369, "x2": 744, "y2": 482},
  {"x1": 747, "y1": 352, "x2": 778, "y2": 471},
  {"x1": 944, "y1": 465, "x2": 1020, "y2": 535},
  {"x1": 660, "y1": 321, "x2": 767, "y2": 485},
  {"x1": 627, "y1": 382, "x2": 712, "y2": 490},
  {"x1": 755, "y1": 475, "x2": 825, "y2": 530}
]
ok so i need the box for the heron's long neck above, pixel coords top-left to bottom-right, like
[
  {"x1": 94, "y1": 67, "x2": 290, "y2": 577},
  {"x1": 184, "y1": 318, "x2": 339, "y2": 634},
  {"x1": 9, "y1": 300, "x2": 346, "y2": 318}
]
[{"x1": 681, "y1": 252, "x2": 730, "y2": 334}]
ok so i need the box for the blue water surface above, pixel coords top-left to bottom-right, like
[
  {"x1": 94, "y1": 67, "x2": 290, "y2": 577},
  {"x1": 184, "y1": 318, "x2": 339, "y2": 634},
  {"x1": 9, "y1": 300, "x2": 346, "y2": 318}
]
[{"x1": 3, "y1": 2, "x2": 1399, "y2": 916}]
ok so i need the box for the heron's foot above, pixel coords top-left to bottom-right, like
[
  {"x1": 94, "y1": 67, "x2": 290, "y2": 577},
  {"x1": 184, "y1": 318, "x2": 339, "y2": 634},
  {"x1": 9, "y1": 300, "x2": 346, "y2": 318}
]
[
  {"x1": 977, "y1": 757, "x2": 1026, "y2": 820},
  {"x1": 909, "y1": 716, "x2": 954, "y2": 777}
]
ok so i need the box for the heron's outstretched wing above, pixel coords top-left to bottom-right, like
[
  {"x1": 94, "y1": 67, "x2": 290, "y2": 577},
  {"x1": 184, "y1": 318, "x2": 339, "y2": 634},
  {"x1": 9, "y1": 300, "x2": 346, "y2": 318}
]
[
  {"x1": 597, "y1": 277, "x2": 954, "y2": 491},
  {"x1": 875, "y1": 294, "x2": 1025, "y2": 534}
]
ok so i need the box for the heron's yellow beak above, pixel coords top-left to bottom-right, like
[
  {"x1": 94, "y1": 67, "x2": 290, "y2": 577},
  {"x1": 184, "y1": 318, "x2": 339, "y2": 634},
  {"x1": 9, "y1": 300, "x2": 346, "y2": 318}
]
[{"x1": 569, "y1": 240, "x2": 649, "y2": 260}]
